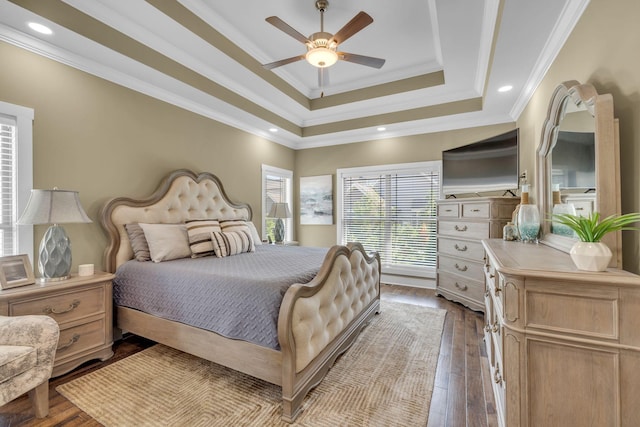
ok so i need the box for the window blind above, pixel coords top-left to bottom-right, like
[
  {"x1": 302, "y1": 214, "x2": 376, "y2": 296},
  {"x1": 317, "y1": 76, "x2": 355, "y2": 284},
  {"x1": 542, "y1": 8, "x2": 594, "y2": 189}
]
[
  {"x1": 261, "y1": 165, "x2": 292, "y2": 241},
  {"x1": 0, "y1": 117, "x2": 17, "y2": 256},
  {"x1": 339, "y1": 163, "x2": 441, "y2": 275}
]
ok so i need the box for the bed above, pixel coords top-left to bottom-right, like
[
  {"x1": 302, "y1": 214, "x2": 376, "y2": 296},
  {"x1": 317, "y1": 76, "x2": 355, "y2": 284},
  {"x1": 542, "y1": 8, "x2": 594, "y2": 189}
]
[{"x1": 100, "y1": 169, "x2": 381, "y2": 422}]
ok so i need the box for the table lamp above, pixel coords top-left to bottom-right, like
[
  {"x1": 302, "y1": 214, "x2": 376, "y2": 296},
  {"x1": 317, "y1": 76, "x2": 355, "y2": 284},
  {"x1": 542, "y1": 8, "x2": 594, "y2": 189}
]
[
  {"x1": 268, "y1": 202, "x2": 291, "y2": 243},
  {"x1": 17, "y1": 188, "x2": 92, "y2": 281}
]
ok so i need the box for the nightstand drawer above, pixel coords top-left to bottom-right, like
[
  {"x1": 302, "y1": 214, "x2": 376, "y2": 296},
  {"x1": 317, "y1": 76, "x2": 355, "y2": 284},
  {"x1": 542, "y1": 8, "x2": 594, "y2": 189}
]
[
  {"x1": 10, "y1": 286, "x2": 106, "y2": 323},
  {"x1": 56, "y1": 318, "x2": 106, "y2": 359}
]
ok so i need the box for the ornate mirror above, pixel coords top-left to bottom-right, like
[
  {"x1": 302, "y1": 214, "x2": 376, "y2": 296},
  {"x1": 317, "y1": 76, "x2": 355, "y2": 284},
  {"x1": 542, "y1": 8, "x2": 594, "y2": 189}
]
[{"x1": 536, "y1": 80, "x2": 622, "y2": 267}]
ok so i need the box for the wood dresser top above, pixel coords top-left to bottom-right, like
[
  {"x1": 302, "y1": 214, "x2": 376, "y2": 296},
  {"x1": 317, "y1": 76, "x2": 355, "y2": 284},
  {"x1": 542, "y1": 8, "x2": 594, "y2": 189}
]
[{"x1": 482, "y1": 239, "x2": 640, "y2": 286}]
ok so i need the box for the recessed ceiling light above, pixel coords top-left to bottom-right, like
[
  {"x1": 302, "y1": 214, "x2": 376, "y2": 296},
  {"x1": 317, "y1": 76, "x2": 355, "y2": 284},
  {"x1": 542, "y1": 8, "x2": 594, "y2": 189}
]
[
  {"x1": 28, "y1": 22, "x2": 53, "y2": 35},
  {"x1": 269, "y1": 128, "x2": 278, "y2": 132},
  {"x1": 498, "y1": 85, "x2": 513, "y2": 93},
  {"x1": 377, "y1": 127, "x2": 386, "y2": 131}
]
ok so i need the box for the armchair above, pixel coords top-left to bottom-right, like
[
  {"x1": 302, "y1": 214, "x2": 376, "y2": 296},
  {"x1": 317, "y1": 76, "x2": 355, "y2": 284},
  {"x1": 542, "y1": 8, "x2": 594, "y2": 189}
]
[{"x1": 0, "y1": 315, "x2": 60, "y2": 418}]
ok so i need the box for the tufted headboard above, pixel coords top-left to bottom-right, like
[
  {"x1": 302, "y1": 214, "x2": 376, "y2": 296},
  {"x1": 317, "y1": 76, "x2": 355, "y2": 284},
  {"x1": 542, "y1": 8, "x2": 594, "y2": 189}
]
[{"x1": 100, "y1": 169, "x2": 252, "y2": 272}]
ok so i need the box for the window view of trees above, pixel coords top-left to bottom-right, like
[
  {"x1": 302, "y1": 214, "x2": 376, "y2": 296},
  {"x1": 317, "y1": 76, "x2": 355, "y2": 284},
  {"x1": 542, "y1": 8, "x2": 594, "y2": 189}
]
[{"x1": 341, "y1": 169, "x2": 440, "y2": 271}]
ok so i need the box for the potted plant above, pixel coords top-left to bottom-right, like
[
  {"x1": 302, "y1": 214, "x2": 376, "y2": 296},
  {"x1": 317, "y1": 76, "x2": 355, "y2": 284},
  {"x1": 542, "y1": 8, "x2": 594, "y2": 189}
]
[{"x1": 551, "y1": 211, "x2": 640, "y2": 271}]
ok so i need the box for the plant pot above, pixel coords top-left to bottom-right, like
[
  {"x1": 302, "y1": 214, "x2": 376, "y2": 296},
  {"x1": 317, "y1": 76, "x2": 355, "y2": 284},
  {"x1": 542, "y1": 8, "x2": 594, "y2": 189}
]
[{"x1": 570, "y1": 241, "x2": 612, "y2": 272}]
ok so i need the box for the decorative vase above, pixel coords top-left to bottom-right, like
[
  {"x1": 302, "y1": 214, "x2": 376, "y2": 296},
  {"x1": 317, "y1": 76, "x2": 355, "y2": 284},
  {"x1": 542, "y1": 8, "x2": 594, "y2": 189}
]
[
  {"x1": 570, "y1": 241, "x2": 612, "y2": 272},
  {"x1": 552, "y1": 203, "x2": 577, "y2": 237},
  {"x1": 517, "y1": 204, "x2": 540, "y2": 243}
]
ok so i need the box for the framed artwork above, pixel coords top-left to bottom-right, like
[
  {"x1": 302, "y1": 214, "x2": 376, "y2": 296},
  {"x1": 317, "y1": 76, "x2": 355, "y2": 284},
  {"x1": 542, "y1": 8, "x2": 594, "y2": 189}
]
[
  {"x1": 300, "y1": 175, "x2": 333, "y2": 225},
  {"x1": 0, "y1": 254, "x2": 35, "y2": 289}
]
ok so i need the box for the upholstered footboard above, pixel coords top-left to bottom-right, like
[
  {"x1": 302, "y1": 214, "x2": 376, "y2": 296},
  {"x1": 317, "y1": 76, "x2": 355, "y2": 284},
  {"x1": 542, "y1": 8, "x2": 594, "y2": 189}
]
[{"x1": 277, "y1": 242, "x2": 381, "y2": 422}]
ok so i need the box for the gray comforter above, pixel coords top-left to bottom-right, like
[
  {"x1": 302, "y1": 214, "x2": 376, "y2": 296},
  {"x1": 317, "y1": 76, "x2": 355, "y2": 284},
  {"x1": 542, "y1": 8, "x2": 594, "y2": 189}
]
[{"x1": 113, "y1": 245, "x2": 328, "y2": 349}]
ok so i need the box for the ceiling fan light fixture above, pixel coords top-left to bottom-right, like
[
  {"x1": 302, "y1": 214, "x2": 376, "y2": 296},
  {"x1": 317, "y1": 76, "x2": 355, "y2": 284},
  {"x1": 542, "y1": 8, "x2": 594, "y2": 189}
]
[{"x1": 306, "y1": 47, "x2": 338, "y2": 68}]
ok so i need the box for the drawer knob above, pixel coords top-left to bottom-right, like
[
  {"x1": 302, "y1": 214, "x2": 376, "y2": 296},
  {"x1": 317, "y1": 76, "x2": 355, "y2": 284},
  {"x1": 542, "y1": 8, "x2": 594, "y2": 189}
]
[
  {"x1": 576, "y1": 207, "x2": 584, "y2": 211},
  {"x1": 471, "y1": 208, "x2": 480, "y2": 212},
  {"x1": 454, "y1": 225, "x2": 468, "y2": 232},
  {"x1": 454, "y1": 244, "x2": 468, "y2": 252},
  {"x1": 454, "y1": 282, "x2": 468, "y2": 291},
  {"x1": 57, "y1": 333, "x2": 80, "y2": 351},
  {"x1": 454, "y1": 263, "x2": 468, "y2": 272},
  {"x1": 43, "y1": 299, "x2": 80, "y2": 315},
  {"x1": 445, "y1": 209, "x2": 453, "y2": 212}
]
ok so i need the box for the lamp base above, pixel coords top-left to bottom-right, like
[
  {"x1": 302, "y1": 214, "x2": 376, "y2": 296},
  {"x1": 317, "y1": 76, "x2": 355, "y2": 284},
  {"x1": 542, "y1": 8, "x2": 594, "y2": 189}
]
[
  {"x1": 38, "y1": 224, "x2": 72, "y2": 280},
  {"x1": 274, "y1": 218, "x2": 285, "y2": 243}
]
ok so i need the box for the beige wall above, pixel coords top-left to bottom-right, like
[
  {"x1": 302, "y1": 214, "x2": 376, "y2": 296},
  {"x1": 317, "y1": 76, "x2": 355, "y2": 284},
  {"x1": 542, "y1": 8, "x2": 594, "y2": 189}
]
[
  {"x1": 0, "y1": 41, "x2": 294, "y2": 273},
  {"x1": 516, "y1": 0, "x2": 640, "y2": 273},
  {"x1": 294, "y1": 124, "x2": 516, "y2": 247}
]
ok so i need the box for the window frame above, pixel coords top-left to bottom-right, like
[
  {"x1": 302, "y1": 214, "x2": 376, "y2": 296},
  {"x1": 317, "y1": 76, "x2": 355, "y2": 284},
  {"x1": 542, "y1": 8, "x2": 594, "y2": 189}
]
[
  {"x1": 261, "y1": 164, "x2": 293, "y2": 242},
  {"x1": 337, "y1": 161, "x2": 442, "y2": 281},
  {"x1": 0, "y1": 101, "x2": 34, "y2": 260}
]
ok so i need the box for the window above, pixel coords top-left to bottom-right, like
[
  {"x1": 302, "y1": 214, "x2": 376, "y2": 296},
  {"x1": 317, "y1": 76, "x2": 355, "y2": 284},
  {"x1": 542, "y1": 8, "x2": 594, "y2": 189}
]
[
  {"x1": 337, "y1": 161, "x2": 441, "y2": 279},
  {"x1": 261, "y1": 165, "x2": 293, "y2": 242},
  {"x1": 0, "y1": 101, "x2": 34, "y2": 258}
]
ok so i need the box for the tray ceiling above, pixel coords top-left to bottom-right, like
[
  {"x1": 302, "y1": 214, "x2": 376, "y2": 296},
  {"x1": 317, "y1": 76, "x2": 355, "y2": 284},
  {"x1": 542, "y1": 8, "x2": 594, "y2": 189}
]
[{"x1": 0, "y1": 0, "x2": 589, "y2": 149}]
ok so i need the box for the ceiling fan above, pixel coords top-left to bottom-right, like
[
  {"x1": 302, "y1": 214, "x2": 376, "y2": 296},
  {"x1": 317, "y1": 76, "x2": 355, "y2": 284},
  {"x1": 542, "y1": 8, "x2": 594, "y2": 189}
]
[{"x1": 262, "y1": 0, "x2": 385, "y2": 89}]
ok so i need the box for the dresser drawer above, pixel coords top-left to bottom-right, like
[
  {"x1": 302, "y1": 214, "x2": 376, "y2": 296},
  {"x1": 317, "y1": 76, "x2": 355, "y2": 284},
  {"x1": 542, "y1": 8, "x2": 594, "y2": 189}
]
[
  {"x1": 438, "y1": 272, "x2": 484, "y2": 303},
  {"x1": 438, "y1": 237, "x2": 484, "y2": 261},
  {"x1": 438, "y1": 220, "x2": 489, "y2": 239},
  {"x1": 10, "y1": 286, "x2": 106, "y2": 323},
  {"x1": 439, "y1": 255, "x2": 484, "y2": 281},
  {"x1": 438, "y1": 203, "x2": 459, "y2": 217},
  {"x1": 462, "y1": 202, "x2": 490, "y2": 218},
  {"x1": 55, "y1": 318, "x2": 107, "y2": 360}
]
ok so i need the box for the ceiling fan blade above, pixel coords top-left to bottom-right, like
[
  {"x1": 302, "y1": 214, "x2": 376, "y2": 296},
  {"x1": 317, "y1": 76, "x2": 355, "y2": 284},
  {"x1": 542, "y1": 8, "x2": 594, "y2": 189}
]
[
  {"x1": 265, "y1": 16, "x2": 310, "y2": 44},
  {"x1": 330, "y1": 12, "x2": 373, "y2": 45},
  {"x1": 338, "y1": 52, "x2": 385, "y2": 69},
  {"x1": 263, "y1": 55, "x2": 306, "y2": 70}
]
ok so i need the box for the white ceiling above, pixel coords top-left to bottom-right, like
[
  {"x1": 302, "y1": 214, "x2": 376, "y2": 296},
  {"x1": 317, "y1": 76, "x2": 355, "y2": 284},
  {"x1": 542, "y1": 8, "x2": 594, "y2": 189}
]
[{"x1": 0, "y1": 0, "x2": 589, "y2": 149}]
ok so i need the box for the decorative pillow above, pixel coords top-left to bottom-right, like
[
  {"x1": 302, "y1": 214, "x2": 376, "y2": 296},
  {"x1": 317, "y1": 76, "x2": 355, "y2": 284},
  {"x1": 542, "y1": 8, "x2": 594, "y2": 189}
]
[
  {"x1": 139, "y1": 223, "x2": 191, "y2": 263},
  {"x1": 210, "y1": 230, "x2": 255, "y2": 257},
  {"x1": 246, "y1": 221, "x2": 262, "y2": 245},
  {"x1": 220, "y1": 219, "x2": 262, "y2": 245},
  {"x1": 185, "y1": 219, "x2": 221, "y2": 257},
  {"x1": 124, "y1": 223, "x2": 151, "y2": 262}
]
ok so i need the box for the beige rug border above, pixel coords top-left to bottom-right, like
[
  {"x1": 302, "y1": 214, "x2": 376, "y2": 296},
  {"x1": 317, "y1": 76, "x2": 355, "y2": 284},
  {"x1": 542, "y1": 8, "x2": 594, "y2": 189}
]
[{"x1": 58, "y1": 301, "x2": 446, "y2": 426}]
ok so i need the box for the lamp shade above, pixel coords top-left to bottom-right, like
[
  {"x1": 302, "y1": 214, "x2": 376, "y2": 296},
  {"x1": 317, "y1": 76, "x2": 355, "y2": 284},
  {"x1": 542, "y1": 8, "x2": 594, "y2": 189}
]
[
  {"x1": 17, "y1": 189, "x2": 92, "y2": 225},
  {"x1": 268, "y1": 202, "x2": 292, "y2": 219}
]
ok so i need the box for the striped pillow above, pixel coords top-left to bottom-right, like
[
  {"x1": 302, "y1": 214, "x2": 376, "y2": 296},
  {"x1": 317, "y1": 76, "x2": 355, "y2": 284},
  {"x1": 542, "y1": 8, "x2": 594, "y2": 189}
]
[
  {"x1": 185, "y1": 219, "x2": 221, "y2": 258},
  {"x1": 210, "y1": 230, "x2": 255, "y2": 257},
  {"x1": 221, "y1": 219, "x2": 262, "y2": 245}
]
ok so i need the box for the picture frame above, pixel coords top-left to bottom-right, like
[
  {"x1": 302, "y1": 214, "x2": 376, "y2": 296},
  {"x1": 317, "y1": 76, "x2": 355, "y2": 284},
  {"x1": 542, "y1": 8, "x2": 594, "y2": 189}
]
[
  {"x1": 300, "y1": 175, "x2": 333, "y2": 225},
  {"x1": 0, "y1": 254, "x2": 35, "y2": 289}
]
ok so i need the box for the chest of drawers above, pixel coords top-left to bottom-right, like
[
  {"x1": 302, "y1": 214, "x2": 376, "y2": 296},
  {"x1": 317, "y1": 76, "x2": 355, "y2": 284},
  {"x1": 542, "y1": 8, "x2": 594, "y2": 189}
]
[
  {"x1": 482, "y1": 239, "x2": 640, "y2": 426},
  {"x1": 436, "y1": 197, "x2": 519, "y2": 311},
  {"x1": 0, "y1": 272, "x2": 114, "y2": 377}
]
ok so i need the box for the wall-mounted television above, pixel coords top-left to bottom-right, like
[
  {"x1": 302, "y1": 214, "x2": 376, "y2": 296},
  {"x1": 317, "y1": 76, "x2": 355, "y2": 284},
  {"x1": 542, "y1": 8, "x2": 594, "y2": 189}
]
[
  {"x1": 551, "y1": 131, "x2": 595, "y2": 190},
  {"x1": 442, "y1": 129, "x2": 519, "y2": 196}
]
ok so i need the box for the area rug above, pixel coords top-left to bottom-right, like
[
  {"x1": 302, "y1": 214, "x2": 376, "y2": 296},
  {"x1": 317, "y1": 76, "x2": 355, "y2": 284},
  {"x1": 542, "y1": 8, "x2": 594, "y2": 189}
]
[{"x1": 57, "y1": 301, "x2": 446, "y2": 426}]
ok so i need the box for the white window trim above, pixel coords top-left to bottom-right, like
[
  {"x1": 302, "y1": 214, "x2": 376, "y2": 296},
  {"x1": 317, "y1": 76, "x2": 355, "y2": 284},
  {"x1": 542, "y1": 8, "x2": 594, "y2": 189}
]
[
  {"x1": 337, "y1": 161, "x2": 441, "y2": 284},
  {"x1": 261, "y1": 164, "x2": 293, "y2": 241},
  {"x1": 0, "y1": 101, "x2": 34, "y2": 262}
]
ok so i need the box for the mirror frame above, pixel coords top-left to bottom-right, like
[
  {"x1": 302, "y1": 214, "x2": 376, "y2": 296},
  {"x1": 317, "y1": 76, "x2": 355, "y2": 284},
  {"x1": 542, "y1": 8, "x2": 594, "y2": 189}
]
[{"x1": 536, "y1": 80, "x2": 622, "y2": 268}]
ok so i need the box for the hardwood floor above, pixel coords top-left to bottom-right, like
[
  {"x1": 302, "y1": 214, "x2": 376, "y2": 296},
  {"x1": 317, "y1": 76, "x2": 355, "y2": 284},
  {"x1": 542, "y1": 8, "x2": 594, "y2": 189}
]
[{"x1": 0, "y1": 285, "x2": 495, "y2": 426}]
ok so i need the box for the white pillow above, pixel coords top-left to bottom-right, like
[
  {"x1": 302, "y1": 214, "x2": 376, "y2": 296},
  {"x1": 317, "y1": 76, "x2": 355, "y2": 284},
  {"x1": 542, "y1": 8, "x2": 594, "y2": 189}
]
[
  {"x1": 246, "y1": 221, "x2": 262, "y2": 245},
  {"x1": 139, "y1": 223, "x2": 191, "y2": 262}
]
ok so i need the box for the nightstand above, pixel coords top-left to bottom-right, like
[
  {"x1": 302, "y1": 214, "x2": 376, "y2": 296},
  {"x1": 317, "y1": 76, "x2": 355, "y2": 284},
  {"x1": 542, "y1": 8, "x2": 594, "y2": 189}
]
[
  {"x1": 0, "y1": 271, "x2": 114, "y2": 377},
  {"x1": 275, "y1": 241, "x2": 299, "y2": 246}
]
